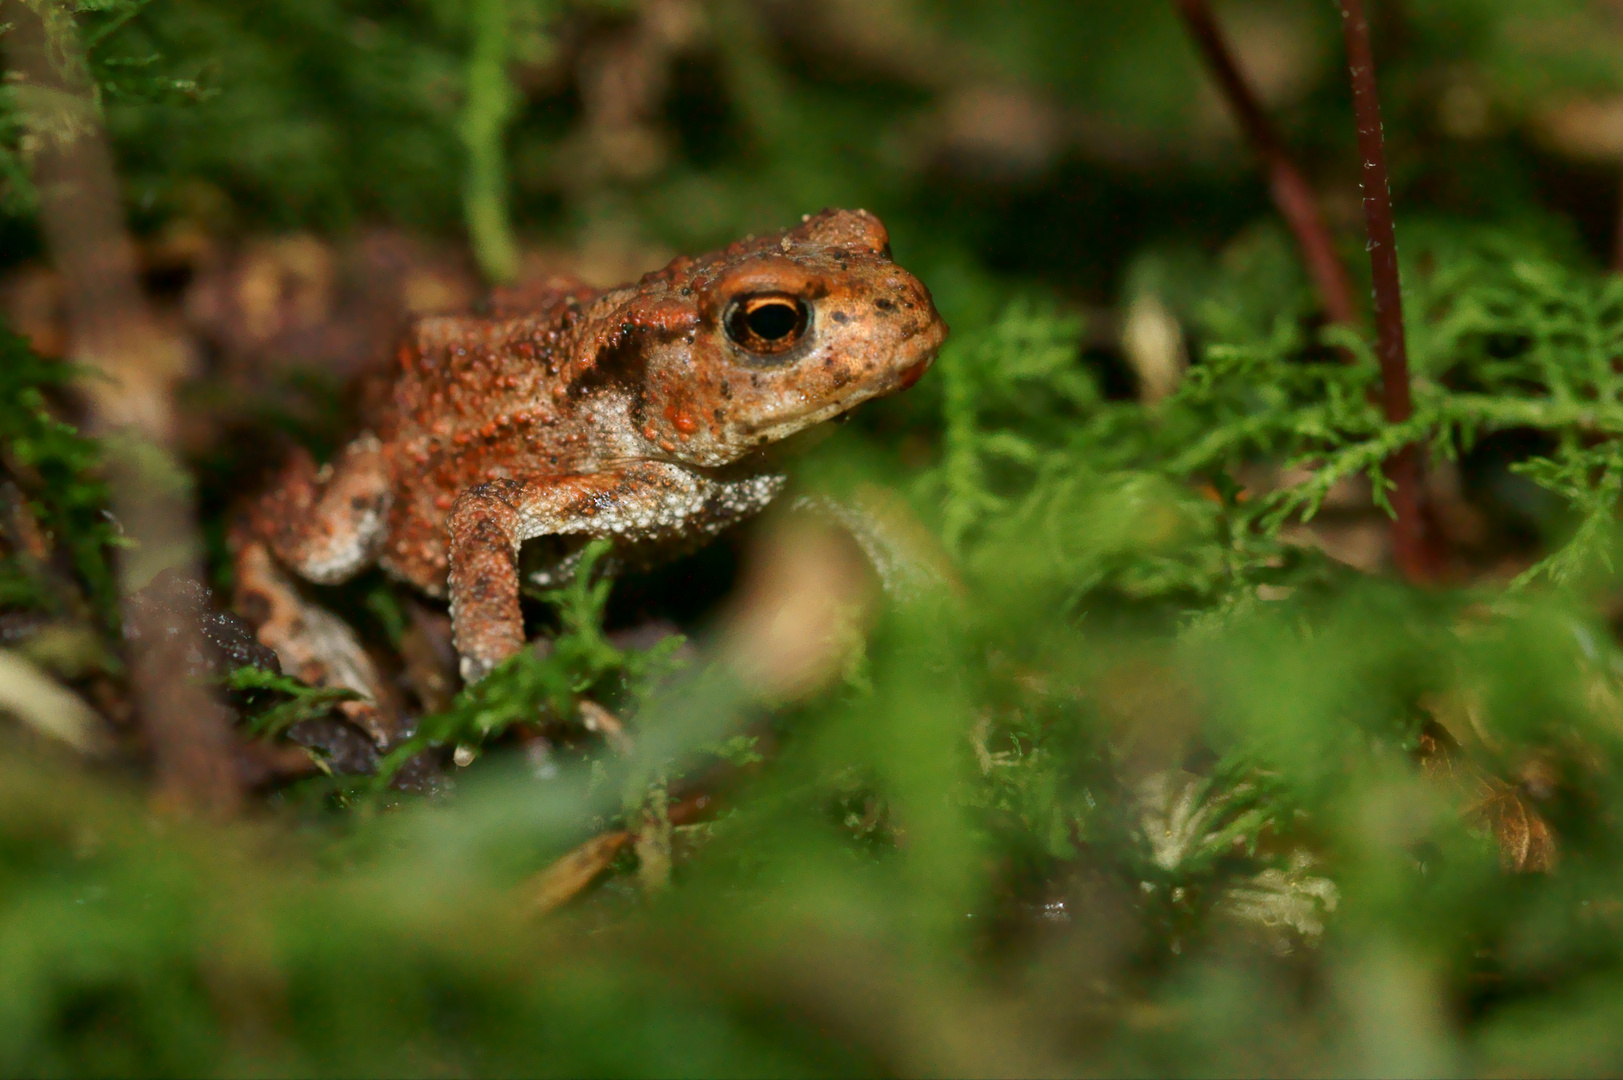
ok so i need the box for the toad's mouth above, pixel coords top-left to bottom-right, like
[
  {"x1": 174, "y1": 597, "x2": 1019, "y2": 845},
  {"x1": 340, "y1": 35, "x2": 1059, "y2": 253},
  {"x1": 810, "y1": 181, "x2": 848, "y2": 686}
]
[
  {"x1": 896, "y1": 356, "x2": 932, "y2": 390},
  {"x1": 732, "y1": 352, "x2": 940, "y2": 442},
  {"x1": 732, "y1": 392, "x2": 883, "y2": 446}
]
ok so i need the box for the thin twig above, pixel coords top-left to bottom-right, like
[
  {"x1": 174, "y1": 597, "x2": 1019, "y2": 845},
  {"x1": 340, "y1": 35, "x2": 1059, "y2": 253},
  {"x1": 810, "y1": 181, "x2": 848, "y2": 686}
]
[
  {"x1": 1173, "y1": 0, "x2": 1357, "y2": 326},
  {"x1": 3, "y1": 0, "x2": 241, "y2": 815},
  {"x1": 1337, "y1": 0, "x2": 1433, "y2": 583}
]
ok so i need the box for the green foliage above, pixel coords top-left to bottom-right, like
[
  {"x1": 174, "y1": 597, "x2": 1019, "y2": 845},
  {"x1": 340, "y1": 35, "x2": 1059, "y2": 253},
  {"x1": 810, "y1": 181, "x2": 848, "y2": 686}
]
[
  {"x1": 379, "y1": 539, "x2": 686, "y2": 779},
  {"x1": 6, "y1": 0, "x2": 1617, "y2": 263},
  {"x1": 16, "y1": 0, "x2": 1623, "y2": 1075},
  {"x1": 928, "y1": 296, "x2": 1099, "y2": 557},
  {"x1": 0, "y1": 325, "x2": 118, "y2": 624},
  {"x1": 225, "y1": 665, "x2": 359, "y2": 739},
  {"x1": 1156, "y1": 224, "x2": 1623, "y2": 589},
  {"x1": 79, "y1": 0, "x2": 468, "y2": 229},
  {"x1": 924, "y1": 222, "x2": 1623, "y2": 625}
]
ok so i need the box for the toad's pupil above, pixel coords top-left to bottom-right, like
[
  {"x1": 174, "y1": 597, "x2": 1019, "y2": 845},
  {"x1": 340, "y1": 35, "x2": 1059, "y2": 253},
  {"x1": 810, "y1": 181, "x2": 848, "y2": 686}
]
[
  {"x1": 725, "y1": 293, "x2": 810, "y2": 356},
  {"x1": 746, "y1": 301, "x2": 799, "y2": 341}
]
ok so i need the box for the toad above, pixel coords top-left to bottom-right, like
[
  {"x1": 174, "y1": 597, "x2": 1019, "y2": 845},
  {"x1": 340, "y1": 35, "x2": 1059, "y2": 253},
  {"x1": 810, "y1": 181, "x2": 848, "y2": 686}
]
[{"x1": 231, "y1": 209, "x2": 947, "y2": 742}]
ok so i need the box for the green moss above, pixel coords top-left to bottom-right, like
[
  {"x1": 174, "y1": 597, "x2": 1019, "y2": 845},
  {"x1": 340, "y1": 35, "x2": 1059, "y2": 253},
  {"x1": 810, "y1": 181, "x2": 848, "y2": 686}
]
[
  {"x1": 12, "y1": 1, "x2": 1623, "y2": 1073},
  {"x1": 0, "y1": 326, "x2": 119, "y2": 627}
]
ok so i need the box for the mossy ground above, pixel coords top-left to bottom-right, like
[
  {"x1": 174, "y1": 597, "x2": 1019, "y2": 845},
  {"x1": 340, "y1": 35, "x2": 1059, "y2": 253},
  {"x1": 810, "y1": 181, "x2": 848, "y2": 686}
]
[{"x1": 8, "y1": 2, "x2": 1623, "y2": 1074}]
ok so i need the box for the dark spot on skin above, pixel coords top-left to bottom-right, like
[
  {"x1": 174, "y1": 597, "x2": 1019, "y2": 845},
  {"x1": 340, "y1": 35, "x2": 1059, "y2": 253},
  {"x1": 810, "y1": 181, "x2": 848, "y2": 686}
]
[
  {"x1": 831, "y1": 311, "x2": 850, "y2": 324},
  {"x1": 875, "y1": 298, "x2": 897, "y2": 312},
  {"x1": 572, "y1": 332, "x2": 650, "y2": 397},
  {"x1": 719, "y1": 380, "x2": 731, "y2": 398},
  {"x1": 351, "y1": 496, "x2": 372, "y2": 511},
  {"x1": 713, "y1": 408, "x2": 724, "y2": 423}
]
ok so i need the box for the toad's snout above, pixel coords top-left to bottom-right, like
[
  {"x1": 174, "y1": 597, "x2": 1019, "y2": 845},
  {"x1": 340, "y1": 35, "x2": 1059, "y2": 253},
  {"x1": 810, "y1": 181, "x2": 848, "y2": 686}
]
[{"x1": 887, "y1": 277, "x2": 948, "y2": 367}]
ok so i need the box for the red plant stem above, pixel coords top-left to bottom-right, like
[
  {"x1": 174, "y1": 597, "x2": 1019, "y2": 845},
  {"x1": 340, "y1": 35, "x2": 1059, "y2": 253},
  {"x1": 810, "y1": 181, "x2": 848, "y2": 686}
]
[
  {"x1": 1173, "y1": 0, "x2": 1357, "y2": 326},
  {"x1": 1338, "y1": 0, "x2": 1431, "y2": 583}
]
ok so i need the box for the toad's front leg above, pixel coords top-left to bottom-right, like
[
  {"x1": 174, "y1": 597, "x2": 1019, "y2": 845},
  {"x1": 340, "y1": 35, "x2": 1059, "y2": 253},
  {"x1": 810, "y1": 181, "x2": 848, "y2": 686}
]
[
  {"x1": 444, "y1": 479, "x2": 530, "y2": 684},
  {"x1": 446, "y1": 464, "x2": 725, "y2": 682}
]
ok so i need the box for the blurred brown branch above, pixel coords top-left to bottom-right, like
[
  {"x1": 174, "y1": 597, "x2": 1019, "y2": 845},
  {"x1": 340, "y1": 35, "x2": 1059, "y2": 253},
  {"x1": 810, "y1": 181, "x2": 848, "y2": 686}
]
[{"x1": 2, "y1": 0, "x2": 240, "y2": 815}]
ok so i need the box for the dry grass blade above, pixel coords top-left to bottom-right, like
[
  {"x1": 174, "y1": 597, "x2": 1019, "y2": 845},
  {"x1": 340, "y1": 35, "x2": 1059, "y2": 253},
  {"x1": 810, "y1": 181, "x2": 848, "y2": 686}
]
[
  {"x1": 635, "y1": 786, "x2": 671, "y2": 894},
  {"x1": 527, "y1": 829, "x2": 633, "y2": 916},
  {"x1": 578, "y1": 698, "x2": 634, "y2": 756},
  {"x1": 0, "y1": 649, "x2": 111, "y2": 754}
]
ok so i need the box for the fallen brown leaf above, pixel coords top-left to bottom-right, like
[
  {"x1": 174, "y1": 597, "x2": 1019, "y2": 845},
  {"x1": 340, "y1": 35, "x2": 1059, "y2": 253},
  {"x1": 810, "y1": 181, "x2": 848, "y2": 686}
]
[
  {"x1": 0, "y1": 648, "x2": 112, "y2": 755},
  {"x1": 1419, "y1": 721, "x2": 1557, "y2": 873},
  {"x1": 1469, "y1": 778, "x2": 1557, "y2": 873}
]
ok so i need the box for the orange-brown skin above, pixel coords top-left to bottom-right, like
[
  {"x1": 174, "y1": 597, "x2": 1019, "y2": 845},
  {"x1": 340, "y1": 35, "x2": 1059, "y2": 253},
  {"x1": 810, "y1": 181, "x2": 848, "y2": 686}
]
[{"x1": 233, "y1": 209, "x2": 946, "y2": 717}]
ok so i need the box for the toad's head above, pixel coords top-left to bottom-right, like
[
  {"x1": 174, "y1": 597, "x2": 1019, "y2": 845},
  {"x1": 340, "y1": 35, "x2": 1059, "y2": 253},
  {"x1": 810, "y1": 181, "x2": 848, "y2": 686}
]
[{"x1": 588, "y1": 208, "x2": 947, "y2": 468}]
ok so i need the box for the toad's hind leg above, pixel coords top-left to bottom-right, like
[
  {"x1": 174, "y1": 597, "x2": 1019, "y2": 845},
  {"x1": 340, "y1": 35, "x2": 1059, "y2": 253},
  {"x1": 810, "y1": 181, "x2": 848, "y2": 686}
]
[
  {"x1": 232, "y1": 435, "x2": 399, "y2": 746},
  {"x1": 233, "y1": 541, "x2": 399, "y2": 745},
  {"x1": 252, "y1": 433, "x2": 394, "y2": 584}
]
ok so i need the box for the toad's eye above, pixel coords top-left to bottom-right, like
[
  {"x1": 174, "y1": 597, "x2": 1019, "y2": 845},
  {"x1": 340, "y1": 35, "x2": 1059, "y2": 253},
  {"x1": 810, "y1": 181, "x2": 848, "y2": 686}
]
[{"x1": 724, "y1": 293, "x2": 810, "y2": 357}]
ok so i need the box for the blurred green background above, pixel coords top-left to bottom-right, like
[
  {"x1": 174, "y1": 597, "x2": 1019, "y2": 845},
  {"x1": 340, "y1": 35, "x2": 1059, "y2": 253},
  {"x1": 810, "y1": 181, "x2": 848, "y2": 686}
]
[{"x1": 10, "y1": 0, "x2": 1623, "y2": 1075}]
